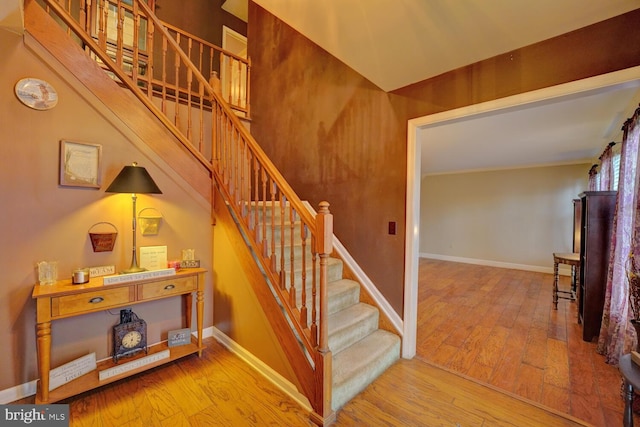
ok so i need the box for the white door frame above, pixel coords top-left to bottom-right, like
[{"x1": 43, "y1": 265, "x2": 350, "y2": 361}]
[{"x1": 402, "y1": 66, "x2": 640, "y2": 359}]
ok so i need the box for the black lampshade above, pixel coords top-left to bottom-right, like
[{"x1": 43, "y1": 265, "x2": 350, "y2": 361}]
[{"x1": 105, "y1": 163, "x2": 162, "y2": 194}]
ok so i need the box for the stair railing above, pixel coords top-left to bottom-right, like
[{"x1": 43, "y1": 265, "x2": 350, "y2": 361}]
[{"x1": 35, "y1": 0, "x2": 333, "y2": 420}]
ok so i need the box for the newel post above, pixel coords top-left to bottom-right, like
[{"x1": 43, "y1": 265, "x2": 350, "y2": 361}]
[{"x1": 313, "y1": 201, "x2": 336, "y2": 423}]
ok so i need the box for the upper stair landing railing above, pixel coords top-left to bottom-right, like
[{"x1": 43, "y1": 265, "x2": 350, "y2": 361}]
[
  {"x1": 33, "y1": 0, "x2": 334, "y2": 421},
  {"x1": 38, "y1": 0, "x2": 250, "y2": 120}
]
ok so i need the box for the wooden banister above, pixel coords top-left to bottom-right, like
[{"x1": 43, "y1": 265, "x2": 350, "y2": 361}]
[{"x1": 34, "y1": 0, "x2": 333, "y2": 420}]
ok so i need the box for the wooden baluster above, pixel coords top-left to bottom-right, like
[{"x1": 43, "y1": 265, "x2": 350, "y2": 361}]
[
  {"x1": 239, "y1": 135, "x2": 246, "y2": 216},
  {"x1": 269, "y1": 181, "x2": 277, "y2": 270},
  {"x1": 198, "y1": 80, "x2": 204, "y2": 152},
  {"x1": 145, "y1": 16, "x2": 154, "y2": 98},
  {"x1": 115, "y1": 0, "x2": 123, "y2": 69},
  {"x1": 245, "y1": 56, "x2": 251, "y2": 117},
  {"x1": 289, "y1": 207, "x2": 297, "y2": 308},
  {"x1": 186, "y1": 38, "x2": 193, "y2": 141},
  {"x1": 198, "y1": 44, "x2": 205, "y2": 152},
  {"x1": 252, "y1": 157, "x2": 259, "y2": 233},
  {"x1": 186, "y1": 67, "x2": 193, "y2": 140},
  {"x1": 300, "y1": 223, "x2": 308, "y2": 329},
  {"x1": 310, "y1": 245, "x2": 318, "y2": 348},
  {"x1": 98, "y1": 0, "x2": 107, "y2": 50},
  {"x1": 226, "y1": 54, "x2": 232, "y2": 104},
  {"x1": 161, "y1": 35, "x2": 167, "y2": 114},
  {"x1": 174, "y1": 33, "x2": 181, "y2": 130},
  {"x1": 261, "y1": 169, "x2": 268, "y2": 257},
  {"x1": 279, "y1": 194, "x2": 286, "y2": 289},
  {"x1": 132, "y1": 0, "x2": 140, "y2": 84},
  {"x1": 80, "y1": 0, "x2": 89, "y2": 32},
  {"x1": 235, "y1": 58, "x2": 242, "y2": 107}
]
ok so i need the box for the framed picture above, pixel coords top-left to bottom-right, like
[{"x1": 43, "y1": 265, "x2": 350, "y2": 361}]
[{"x1": 59, "y1": 140, "x2": 102, "y2": 188}]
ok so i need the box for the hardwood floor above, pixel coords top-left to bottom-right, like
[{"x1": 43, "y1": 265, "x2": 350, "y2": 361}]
[
  {"x1": 14, "y1": 336, "x2": 587, "y2": 426},
  {"x1": 416, "y1": 258, "x2": 631, "y2": 427},
  {"x1": 12, "y1": 258, "x2": 623, "y2": 425}
]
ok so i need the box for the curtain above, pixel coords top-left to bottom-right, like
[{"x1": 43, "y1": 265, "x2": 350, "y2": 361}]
[
  {"x1": 588, "y1": 164, "x2": 598, "y2": 191},
  {"x1": 598, "y1": 107, "x2": 640, "y2": 364},
  {"x1": 599, "y1": 142, "x2": 616, "y2": 191}
]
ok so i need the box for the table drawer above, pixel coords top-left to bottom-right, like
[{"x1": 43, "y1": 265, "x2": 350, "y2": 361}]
[
  {"x1": 51, "y1": 287, "x2": 134, "y2": 317},
  {"x1": 138, "y1": 276, "x2": 196, "y2": 300}
]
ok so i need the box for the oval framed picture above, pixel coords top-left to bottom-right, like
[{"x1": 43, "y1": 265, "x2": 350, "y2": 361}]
[{"x1": 14, "y1": 77, "x2": 58, "y2": 110}]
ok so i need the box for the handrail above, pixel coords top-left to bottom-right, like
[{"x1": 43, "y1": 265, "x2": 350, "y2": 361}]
[{"x1": 35, "y1": 0, "x2": 332, "y2": 419}]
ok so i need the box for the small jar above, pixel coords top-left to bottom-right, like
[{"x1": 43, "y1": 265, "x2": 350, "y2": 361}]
[{"x1": 72, "y1": 268, "x2": 90, "y2": 284}]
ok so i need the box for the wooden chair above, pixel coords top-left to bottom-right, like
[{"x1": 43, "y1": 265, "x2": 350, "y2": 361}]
[{"x1": 552, "y1": 253, "x2": 580, "y2": 309}]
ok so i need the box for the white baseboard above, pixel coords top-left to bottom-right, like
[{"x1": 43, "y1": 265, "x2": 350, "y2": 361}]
[
  {"x1": 209, "y1": 327, "x2": 312, "y2": 411},
  {"x1": 420, "y1": 253, "x2": 572, "y2": 276},
  {"x1": 0, "y1": 380, "x2": 37, "y2": 405}
]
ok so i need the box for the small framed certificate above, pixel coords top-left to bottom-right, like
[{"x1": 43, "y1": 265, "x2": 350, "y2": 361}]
[{"x1": 59, "y1": 140, "x2": 102, "y2": 188}]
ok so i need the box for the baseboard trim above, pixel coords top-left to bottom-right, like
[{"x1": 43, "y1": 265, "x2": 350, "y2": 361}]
[
  {"x1": 0, "y1": 380, "x2": 37, "y2": 405},
  {"x1": 420, "y1": 253, "x2": 571, "y2": 275},
  {"x1": 209, "y1": 327, "x2": 312, "y2": 412}
]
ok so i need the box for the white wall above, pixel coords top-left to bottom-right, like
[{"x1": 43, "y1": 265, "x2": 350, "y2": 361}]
[{"x1": 420, "y1": 164, "x2": 589, "y2": 271}]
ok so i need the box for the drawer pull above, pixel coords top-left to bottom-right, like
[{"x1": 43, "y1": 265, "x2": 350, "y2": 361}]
[
  {"x1": 89, "y1": 297, "x2": 104, "y2": 304},
  {"x1": 164, "y1": 284, "x2": 176, "y2": 290}
]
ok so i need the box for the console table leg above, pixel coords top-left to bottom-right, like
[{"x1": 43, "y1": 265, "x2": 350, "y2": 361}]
[
  {"x1": 197, "y1": 289, "x2": 204, "y2": 356},
  {"x1": 624, "y1": 380, "x2": 634, "y2": 427},
  {"x1": 184, "y1": 293, "x2": 193, "y2": 330},
  {"x1": 36, "y1": 322, "x2": 51, "y2": 403}
]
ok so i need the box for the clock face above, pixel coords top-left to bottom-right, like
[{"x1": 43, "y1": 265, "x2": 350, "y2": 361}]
[
  {"x1": 113, "y1": 315, "x2": 147, "y2": 362},
  {"x1": 122, "y1": 331, "x2": 142, "y2": 349}
]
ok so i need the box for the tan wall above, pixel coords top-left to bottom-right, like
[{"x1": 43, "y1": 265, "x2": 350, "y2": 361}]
[
  {"x1": 248, "y1": 4, "x2": 640, "y2": 316},
  {"x1": 0, "y1": 29, "x2": 212, "y2": 392},
  {"x1": 420, "y1": 165, "x2": 589, "y2": 268},
  {"x1": 212, "y1": 196, "x2": 297, "y2": 385}
]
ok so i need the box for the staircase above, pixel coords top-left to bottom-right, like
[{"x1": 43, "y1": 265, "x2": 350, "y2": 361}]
[
  {"x1": 26, "y1": 0, "x2": 402, "y2": 422},
  {"x1": 258, "y1": 202, "x2": 400, "y2": 410}
]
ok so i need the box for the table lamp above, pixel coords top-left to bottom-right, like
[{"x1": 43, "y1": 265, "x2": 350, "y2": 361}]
[{"x1": 105, "y1": 162, "x2": 162, "y2": 273}]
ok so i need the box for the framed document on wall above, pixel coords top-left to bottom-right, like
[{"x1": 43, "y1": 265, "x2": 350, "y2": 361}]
[{"x1": 59, "y1": 140, "x2": 102, "y2": 188}]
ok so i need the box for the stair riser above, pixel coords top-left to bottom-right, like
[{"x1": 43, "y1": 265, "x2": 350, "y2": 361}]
[
  {"x1": 328, "y1": 310, "x2": 379, "y2": 355},
  {"x1": 279, "y1": 259, "x2": 343, "y2": 291},
  {"x1": 332, "y1": 336, "x2": 400, "y2": 410},
  {"x1": 272, "y1": 242, "x2": 314, "y2": 265},
  {"x1": 249, "y1": 203, "x2": 300, "y2": 223},
  {"x1": 298, "y1": 283, "x2": 360, "y2": 326}
]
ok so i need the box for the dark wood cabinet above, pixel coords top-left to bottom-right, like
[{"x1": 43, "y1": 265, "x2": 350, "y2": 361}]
[{"x1": 578, "y1": 191, "x2": 616, "y2": 342}]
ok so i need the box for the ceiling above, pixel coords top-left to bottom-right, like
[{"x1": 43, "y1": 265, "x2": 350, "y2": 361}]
[{"x1": 223, "y1": 0, "x2": 640, "y2": 175}]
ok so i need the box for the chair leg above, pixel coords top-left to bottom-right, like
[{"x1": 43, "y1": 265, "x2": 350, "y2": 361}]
[{"x1": 553, "y1": 260, "x2": 559, "y2": 310}]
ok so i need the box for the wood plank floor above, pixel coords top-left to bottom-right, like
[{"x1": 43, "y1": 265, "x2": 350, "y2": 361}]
[
  {"x1": 416, "y1": 258, "x2": 631, "y2": 427},
  {"x1": 13, "y1": 337, "x2": 587, "y2": 426},
  {"x1": 12, "y1": 258, "x2": 620, "y2": 425}
]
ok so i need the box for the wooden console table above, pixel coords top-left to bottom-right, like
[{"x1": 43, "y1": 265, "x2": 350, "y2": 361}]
[{"x1": 31, "y1": 268, "x2": 206, "y2": 404}]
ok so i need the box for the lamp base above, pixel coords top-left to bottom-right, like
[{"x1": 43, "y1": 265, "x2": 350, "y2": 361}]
[{"x1": 120, "y1": 266, "x2": 147, "y2": 274}]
